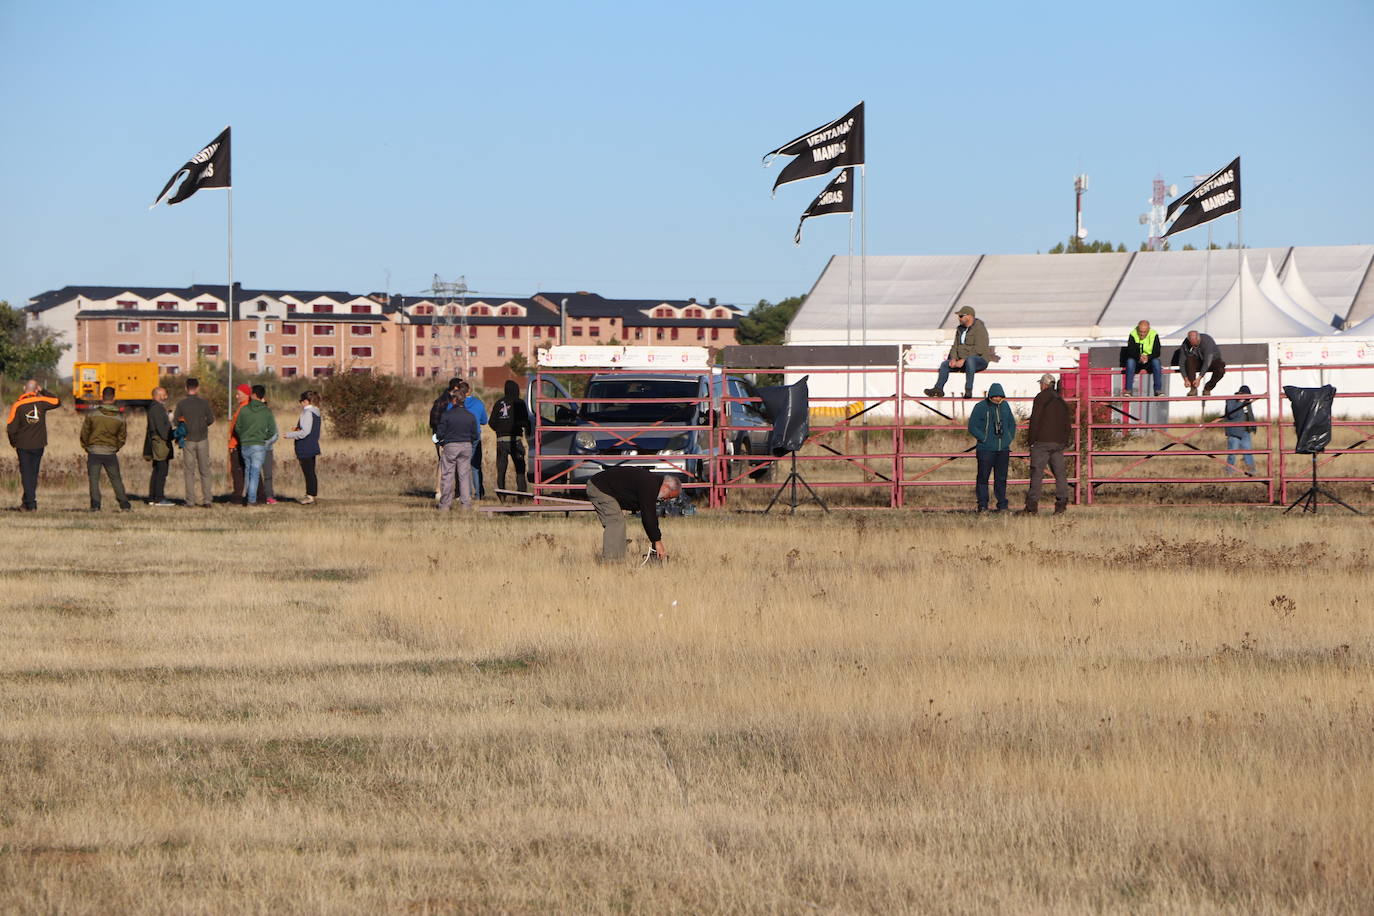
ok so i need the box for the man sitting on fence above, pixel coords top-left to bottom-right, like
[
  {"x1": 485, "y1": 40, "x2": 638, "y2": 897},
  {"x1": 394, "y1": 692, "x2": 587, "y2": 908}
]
[
  {"x1": 1123, "y1": 319, "x2": 1163, "y2": 396},
  {"x1": 1176, "y1": 330, "x2": 1226, "y2": 397},
  {"x1": 924, "y1": 306, "x2": 992, "y2": 399}
]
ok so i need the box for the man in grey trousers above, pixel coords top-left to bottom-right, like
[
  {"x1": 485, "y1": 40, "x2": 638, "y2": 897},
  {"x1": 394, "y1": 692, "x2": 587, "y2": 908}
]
[
  {"x1": 435, "y1": 390, "x2": 478, "y2": 510},
  {"x1": 585, "y1": 467, "x2": 680, "y2": 561},
  {"x1": 1024, "y1": 373, "x2": 1073, "y2": 515},
  {"x1": 173, "y1": 377, "x2": 215, "y2": 507}
]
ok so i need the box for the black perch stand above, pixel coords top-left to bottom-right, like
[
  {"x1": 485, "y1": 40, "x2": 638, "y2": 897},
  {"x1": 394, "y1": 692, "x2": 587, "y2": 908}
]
[
  {"x1": 763, "y1": 450, "x2": 829, "y2": 515},
  {"x1": 1284, "y1": 453, "x2": 1360, "y2": 515}
]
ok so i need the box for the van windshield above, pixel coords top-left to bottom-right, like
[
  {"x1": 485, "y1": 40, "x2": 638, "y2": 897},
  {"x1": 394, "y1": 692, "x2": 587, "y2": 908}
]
[{"x1": 581, "y1": 379, "x2": 700, "y2": 423}]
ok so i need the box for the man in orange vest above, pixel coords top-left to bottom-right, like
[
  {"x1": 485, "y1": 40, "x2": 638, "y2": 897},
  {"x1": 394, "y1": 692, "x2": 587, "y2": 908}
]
[{"x1": 6, "y1": 379, "x2": 61, "y2": 512}]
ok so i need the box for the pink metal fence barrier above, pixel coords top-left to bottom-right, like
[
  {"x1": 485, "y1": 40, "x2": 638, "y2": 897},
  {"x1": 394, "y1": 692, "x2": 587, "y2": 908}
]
[
  {"x1": 1277, "y1": 362, "x2": 1374, "y2": 508},
  {"x1": 525, "y1": 351, "x2": 1374, "y2": 511}
]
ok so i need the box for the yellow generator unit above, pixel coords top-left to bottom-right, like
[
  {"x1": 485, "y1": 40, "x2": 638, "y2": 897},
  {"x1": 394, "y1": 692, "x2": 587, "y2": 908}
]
[{"x1": 73, "y1": 362, "x2": 160, "y2": 410}]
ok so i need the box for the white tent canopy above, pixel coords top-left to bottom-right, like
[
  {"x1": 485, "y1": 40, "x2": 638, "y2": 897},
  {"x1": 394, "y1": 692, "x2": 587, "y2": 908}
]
[
  {"x1": 1168, "y1": 255, "x2": 1317, "y2": 339},
  {"x1": 1257, "y1": 256, "x2": 1330, "y2": 335},
  {"x1": 1281, "y1": 253, "x2": 1345, "y2": 331}
]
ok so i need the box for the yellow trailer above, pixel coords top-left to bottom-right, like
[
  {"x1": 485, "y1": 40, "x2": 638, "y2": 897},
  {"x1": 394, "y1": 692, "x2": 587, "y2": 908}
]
[{"x1": 73, "y1": 361, "x2": 160, "y2": 409}]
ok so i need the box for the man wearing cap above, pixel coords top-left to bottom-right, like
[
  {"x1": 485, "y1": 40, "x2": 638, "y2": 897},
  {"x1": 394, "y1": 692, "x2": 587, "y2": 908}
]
[
  {"x1": 925, "y1": 306, "x2": 992, "y2": 399},
  {"x1": 1024, "y1": 374, "x2": 1072, "y2": 515},
  {"x1": 967, "y1": 382, "x2": 1016, "y2": 512}
]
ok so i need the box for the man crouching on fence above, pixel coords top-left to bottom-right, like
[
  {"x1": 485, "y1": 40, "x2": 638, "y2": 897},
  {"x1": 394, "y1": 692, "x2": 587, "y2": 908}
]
[
  {"x1": 585, "y1": 467, "x2": 680, "y2": 562},
  {"x1": 1025, "y1": 373, "x2": 1072, "y2": 515}
]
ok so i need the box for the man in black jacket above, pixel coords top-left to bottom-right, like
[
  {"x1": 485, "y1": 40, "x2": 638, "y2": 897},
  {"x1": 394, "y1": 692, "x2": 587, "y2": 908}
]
[
  {"x1": 489, "y1": 379, "x2": 533, "y2": 497},
  {"x1": 143, "y1": 387, "x2": 174, "y2": 506},
  {"x1": 6, "y1": 379, "x2": 61, "y2": 512},
  {"x1": 428, "y1": 377, "x2": 462, "y2": 500},
  {"x1": 585, "y1": 467, "x2": 681, "y2": 561}
]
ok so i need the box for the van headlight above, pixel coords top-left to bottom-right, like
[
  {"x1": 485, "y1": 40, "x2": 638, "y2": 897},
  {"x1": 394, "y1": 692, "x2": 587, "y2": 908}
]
[
  {"x1": 574, "y1": 432, "x2": 599, "y2": 452},
  {"x1": 658, "y1": 433, "x2": 690, "y2": 456}
]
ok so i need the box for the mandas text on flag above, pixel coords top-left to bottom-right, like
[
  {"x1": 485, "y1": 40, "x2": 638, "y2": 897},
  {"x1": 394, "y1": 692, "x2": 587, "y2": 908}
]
[
  {"x1": 1194, "y1": 167, "x2": 1235, "y2": 212},
  {"x1": 805, "y1": 117, "x2": 856, "y2": 163}
]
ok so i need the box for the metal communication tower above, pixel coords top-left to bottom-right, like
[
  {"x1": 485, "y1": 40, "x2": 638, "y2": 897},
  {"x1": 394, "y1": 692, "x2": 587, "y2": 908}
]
[
  {"x1": 1137, "y1": 174, "x2": 1176, "y2": 251},
  {"x1": 427, "y1": 274, "x2": 471, "y2": 379},
  {"x1": 1073, "y1": 174, "x2": 1089, "y2": 249}
]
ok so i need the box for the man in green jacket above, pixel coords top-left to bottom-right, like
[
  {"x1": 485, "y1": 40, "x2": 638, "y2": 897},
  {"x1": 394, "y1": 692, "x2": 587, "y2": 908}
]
[
  {"x1": 925, "y1": 306, "x2": 993, "y2": 399},
  {"x1": 967, "y1": 382, "x2": 1016, "y2": 512},
  {"x1": 235, "y1": 384, "x2": 278, "y2": 507},
  {"x1": 79, "y1": 386, "x2": 131, "y2": 511}
]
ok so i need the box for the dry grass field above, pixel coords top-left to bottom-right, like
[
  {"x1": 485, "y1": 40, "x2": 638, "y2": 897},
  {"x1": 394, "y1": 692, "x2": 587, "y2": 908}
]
[{"x1": 2, "y1": 405, "x2": 1372, "y2": 913}]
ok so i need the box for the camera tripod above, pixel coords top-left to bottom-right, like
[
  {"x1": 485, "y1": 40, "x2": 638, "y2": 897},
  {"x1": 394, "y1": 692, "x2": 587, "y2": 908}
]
[
  {"x1": 1284, "y1": 452, "x2": 1361, "y2": 515},
  {"x1": 763, "y1": 450, "x2": 829, "y2": 515}
]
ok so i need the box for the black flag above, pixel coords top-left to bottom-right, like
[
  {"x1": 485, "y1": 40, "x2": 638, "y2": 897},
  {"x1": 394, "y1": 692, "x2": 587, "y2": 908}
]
[
  {"x1": 152, "y1": 127, "x2": 232, "y2": 207},
  {"x1": 794, "y1": 168, "x2": 854, "y2": 243},
  {"x1": 1163, "y1": 156, "x2": 1240, "y2": 237},
  {"x1": 763, "y1": 102, "x2": 864, "y2": 194}
]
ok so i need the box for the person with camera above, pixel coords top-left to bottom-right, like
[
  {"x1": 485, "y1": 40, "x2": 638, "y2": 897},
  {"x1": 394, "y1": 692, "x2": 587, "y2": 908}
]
[
  {"x1": 968, "y1": 382, "x2": 1016, "y2": 513},
  {"x1": 489, "y1": 379, "x2": 533, "y2": 497},
  {"x1": 1223, "y1": 385, "x2": 1258, "y2": 477},
  {"x1": 585, "y1": 467, "x2": 680, "y2": 561},
  {"x1": 142, "y1": 387, "x2": 174, "y2": 506}
]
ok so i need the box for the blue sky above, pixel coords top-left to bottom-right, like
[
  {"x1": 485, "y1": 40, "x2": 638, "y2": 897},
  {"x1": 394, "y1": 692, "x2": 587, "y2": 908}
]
[{"x1": 2, "y1": 0, "x2": 1370, "y2": 312}]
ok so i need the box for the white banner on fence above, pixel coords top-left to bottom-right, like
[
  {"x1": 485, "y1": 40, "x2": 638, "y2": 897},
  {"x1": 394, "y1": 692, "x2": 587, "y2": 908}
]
[
  {"x1": 537, "y1": 345, "x2": 712, "y2": 369},
  {"x1": 1276, "y1": 339, "x2": 1374, "y2": 365}
]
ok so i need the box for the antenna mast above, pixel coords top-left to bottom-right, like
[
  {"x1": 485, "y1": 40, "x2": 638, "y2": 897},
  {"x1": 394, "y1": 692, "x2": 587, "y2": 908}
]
[
  {"x1": 429, "y1": 274, "x2": 471, "y2": 379},
  {"x1": 1073, "y1": 174, "x2": 1089, "y2": 250}
]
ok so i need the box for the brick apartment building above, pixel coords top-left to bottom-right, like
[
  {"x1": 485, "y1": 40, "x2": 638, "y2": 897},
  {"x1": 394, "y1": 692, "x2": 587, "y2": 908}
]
[{"x1": 23, "y1": 284, "x2": 743, "y2": 381}]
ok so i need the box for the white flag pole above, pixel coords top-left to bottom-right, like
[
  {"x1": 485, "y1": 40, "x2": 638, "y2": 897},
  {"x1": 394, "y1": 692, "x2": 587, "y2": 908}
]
[
  {"x1": 860, "y1": 163, "x2": 869, "y2": 402},
  {"x1": 226, "y1": 187, "x2": 235, "y2": 418}
]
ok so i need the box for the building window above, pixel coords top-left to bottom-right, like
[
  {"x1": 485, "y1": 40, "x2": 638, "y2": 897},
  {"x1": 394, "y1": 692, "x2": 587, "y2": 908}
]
[
  {"x1": 265, "y1": 322, "x2": 275, "y2": 332},
  {"x1": 157, "y1": 301, "x2": 178, "y2": 311},
  {"x1": 512, "y1": 346, "x2": 521, "y2": 356},
  {"x1": 497, "y1": 326, "x2": 507, "y2": 338},
  {"x1": 350, "y1": 325, "x2": 372, "y2": 336},
  {"x1": 468, "y1": 367, "x2": 477, "y2": 378},
  {"x1": 116, "y1": 300, "x2": 137, "y2": 310},
  {"x1": 414, "y1": 305, "x2": 433, "y2": 315},
  {"x1": 117, "y1": 321, "x2": 140, "y2": 333},
  {"x1": 497, "y1": 347, "x2": 506, "y2": 357},
  {"x1": 656, "y1": 329, "x2": 664, "y2": 341},
  {"x1": 711, "y1": 328, "x2": 719, "y2": 340},
  {"x1": 499, "y1": 305, "x2": 521, "y2": 316},
  {"x1": 634, "y1": 329, "x2": 643, "y2": 340},
  {"x1": 256, "y1": 301, "x2": 268, "y2": 312},
  {"x1": 671, "y1": 328, "x2": 680, "y2": 341},
  {"x1": 430, "y1": 347, "x2": 439, "y2": 357},
  {"x1": 572, "y1": 327, "x2": 583, "y2": 337},
  {"x1": 280, "y1": 367, "x2": 298, "y2": 378},
  {"x1": 697, "y1": 328, "x2": 706, "y2": 340},
  {"x1": 416, "y1": 326, "x2": 426, "y2": 339},
  {"x1": 199, "y1": 345, "x2": 220, "y2": 357},
  {"x1": 199, "y1": 302, "x2": 219, "y2": 311},
  {"x1": 589, "y1": 326, "x2": 601, "y2": 337},
  {"x1": 686, "y1": 307, "x2": 703, "y2": 318},
  {"x1": 415, "y1": 368, "x2": 426, "y2": 378},
  {"x1": 247, "y1": 352, "x2": 257, "y2": 361},
  {"x1": 195, "y1": 322, "x2": 219, "y2": 334},
  {"x1": 286, "y1": 303, "x2": 298, "y2": 312},
  {"x1": 161, "y1": 365, "x2": 180, "y2": 375},
  {"x1": 313, "y1": 325, "x2": 335, "y2": 336},
  {"x1": 350, "y1": 367, "x2": 372, "y2": 375},
  {"x1": 157, "y1": 344, "x2": 180, "y2": 355},
  {"x1": 157, "y1": 322, "x2": 179, "y2": 334},
  {"x1": 117, "y1": 343, "x2": 141, "y2": 355},
  {"x1": 312, "y1": 303, "x2": 334, "y2": 313},
  {"x1": 313, "y1": 346, "x2": 336, "y2": 357},
  {"x1": 350, "y1": 346, "x2": 373, "y2": 358},
  {"x1": 654, "y1": 307, "x2": 673, "y2": 318},
  {"x1": 512, "y1": 326, "x2": 522, "y2": 339},
  {"x1": 248, "y1": 330, "x2": 258, "y2": 340},
  {"x1": 280, "y1": 323, "x2": 296, "y2": 335},
  {"x1": 281, "y1": 346, "x2": 297, "y2": 356},
  {"x1": 265, "y1": 345, "x2": 275, "y2": 355},
  {"x1": 468, "y1": 326, "x2": 478, "y2": 338},
  {"x1": 468, "y1": 346, "x2": 477, "y2": 356},
  {"x1": 313, "y1": 367, "x2": 335, "y2": 377},
  {"x1": 351, "y1": 305, "x2": 371, "y2": 314},
  {"x1": 415, "y1": 345, "x2": 424, "y2": 356},
  {"x1": 469, "y1": 305, "x2": 490, "y2": 316}
]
